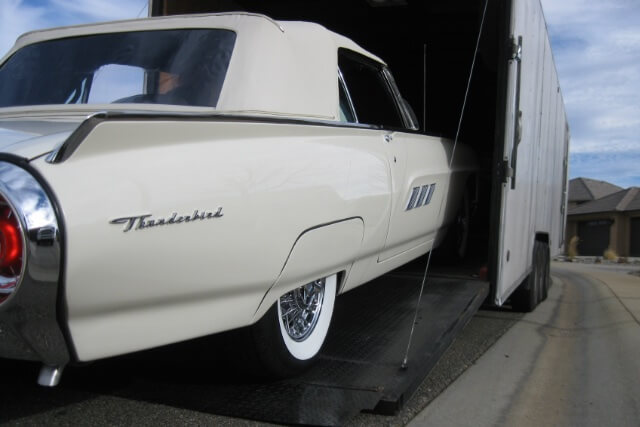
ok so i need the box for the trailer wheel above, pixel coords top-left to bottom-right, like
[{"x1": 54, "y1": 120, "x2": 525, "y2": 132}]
[
  {"x1": 249, "y1": 274, "x2": 336, "y2": 378},
  {"x1": 512, "y1": 241, "x2": 546, "y2": 312}
]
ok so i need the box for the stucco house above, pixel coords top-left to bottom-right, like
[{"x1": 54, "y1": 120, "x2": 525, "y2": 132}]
[{"x1": 565, "y1": 178, "x2": 640, "y2": 257}]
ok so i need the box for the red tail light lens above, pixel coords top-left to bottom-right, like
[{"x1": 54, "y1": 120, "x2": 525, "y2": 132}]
[
  {"x1": 0, "y1": 197, "x2": 24, "y2": 304},
  {"x1": 0, "y1": 207, "x2": 22, "y2": 268}
]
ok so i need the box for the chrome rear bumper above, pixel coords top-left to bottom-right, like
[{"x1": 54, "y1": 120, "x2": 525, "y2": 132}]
[{"x1": 0, "y1": 158, "x2": 70, "y2": 378}]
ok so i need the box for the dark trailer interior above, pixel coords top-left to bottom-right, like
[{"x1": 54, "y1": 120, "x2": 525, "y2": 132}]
[{"x1": 151, "y1": 0, "x2": 511, "y2": 284}]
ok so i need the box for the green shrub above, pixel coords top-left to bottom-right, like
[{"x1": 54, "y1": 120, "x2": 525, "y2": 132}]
[
  {"x1": 603, "y1": 248, "x2": 618, "y2": 261},
  {"x1": 567, "y1": 236, "x2": 579, "y2": 259}
]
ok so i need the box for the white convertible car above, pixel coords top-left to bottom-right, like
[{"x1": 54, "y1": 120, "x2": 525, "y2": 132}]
[{"x1": 0, "y1": 13, "x2": 476, "y2": 385}]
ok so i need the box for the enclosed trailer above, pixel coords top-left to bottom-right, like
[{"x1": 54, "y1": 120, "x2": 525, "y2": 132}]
[{"x1": 149, "y1": 0, "x2": 569, "y2": 309}]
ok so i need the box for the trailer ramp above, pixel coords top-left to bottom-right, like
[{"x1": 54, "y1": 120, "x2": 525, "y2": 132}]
[
  {"x1": 3, "y1": 270, "x2": 488, "y2": 426},
  {"x1": 144, "y1": 271, "x2": 488, "y2": 425}
]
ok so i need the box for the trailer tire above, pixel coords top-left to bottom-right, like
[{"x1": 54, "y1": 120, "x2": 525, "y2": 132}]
[
  {"x1": 541, "y1": 244, "x2": 551, "y2": 301},
  {"x1": 512, "y1": 241, "x2": 545, "y2": 312}
]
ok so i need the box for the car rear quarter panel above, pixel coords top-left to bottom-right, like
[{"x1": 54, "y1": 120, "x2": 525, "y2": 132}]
[{"x1": 32, "y1": 119, "x2": 392, "y2": 360}]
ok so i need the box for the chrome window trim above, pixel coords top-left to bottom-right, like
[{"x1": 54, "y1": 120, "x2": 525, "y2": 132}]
[
  {"x1": 382, "y1": 67, "x2": 419, "y2": 131},
  {"x1": 0, "y1": 158, "x2": 70, "y2": 367},
  {"x1": 338, "y1": 67, "x2": 359, "y2": 124}
]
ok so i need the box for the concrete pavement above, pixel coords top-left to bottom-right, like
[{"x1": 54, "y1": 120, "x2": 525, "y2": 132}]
[{"x1": 409, "y1": 262, "x2": 640, "y2": 427}]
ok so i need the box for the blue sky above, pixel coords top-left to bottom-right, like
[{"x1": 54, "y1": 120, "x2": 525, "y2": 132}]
[
  {"x1": 540, "y1": 0, "x2": 640, "y2": 189},
  {"x1": 1, "y1": 0, "x2": 639, "y2": 188}
]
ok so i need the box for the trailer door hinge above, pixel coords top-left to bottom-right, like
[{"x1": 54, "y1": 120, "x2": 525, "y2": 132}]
[
  {"x1": 499, "y1": 159, "x2": 513, "y2": 184},
  {"x1": 509, "y1": 36, "x2": 523, "y2": 62}
]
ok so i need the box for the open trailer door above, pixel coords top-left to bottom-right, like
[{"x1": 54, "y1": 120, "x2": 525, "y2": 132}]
[{"x1": 492, "y1": 0, "x2": 567, "y2": 305}]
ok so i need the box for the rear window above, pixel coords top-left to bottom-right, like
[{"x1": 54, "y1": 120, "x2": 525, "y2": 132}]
[{"x1": 0, "y1": 29, "x2": 236, "y2": 108}]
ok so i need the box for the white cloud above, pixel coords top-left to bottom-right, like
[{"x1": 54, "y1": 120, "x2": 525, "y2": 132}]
[
  {"x1": 48, "y1": 0, "x2": 147, "y2": 23},
  {"x1": 570, "y1": 138, "x2": 640, "y2": 154},
  {"x1": 0, "y1": 0, "x2": 48, "y2": 57},
  {"x1": 1, "y1": 0, "x2": 638, "y2": 187},
  {"x1": 1, "y1": 0, "x2": 146, "y2": 57},
  {"x1": 541, "y1": 0, "x2": 640, "y2": 187},
  {"x1": 570, "y1": 152, "x2": 640, "y2": 189}
]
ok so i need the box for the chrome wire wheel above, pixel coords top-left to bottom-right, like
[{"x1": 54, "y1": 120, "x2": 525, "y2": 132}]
[
  {"x1": 269, "y1": 274, "x2": 336, "y2": 365},
  {"x1": 279, "y1": 278, "x2": 326, "y2": 342}
]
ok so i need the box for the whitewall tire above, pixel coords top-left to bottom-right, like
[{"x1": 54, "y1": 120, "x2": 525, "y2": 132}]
[
  {"x1": 277, "y1": 274, "x2": 336, "y2": 361},
  {"x1": 249, "y1": 274, "x2": 337, "y2": 377}
]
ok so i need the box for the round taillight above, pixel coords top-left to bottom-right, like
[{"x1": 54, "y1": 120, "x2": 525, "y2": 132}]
[{"x1": 0, "y1": 198, "x2": 24, "y2": 305}]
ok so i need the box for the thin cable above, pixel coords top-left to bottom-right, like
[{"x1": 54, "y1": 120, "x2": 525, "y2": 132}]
[
  {"x1": 423, "y1": 43, "x2": 427, "y2": 132},
  {"x1": 136, "y1": 1, "x2": 148, "y2": 18},
  {"x1": 401, "y1": 0, "x2": 489, "y2": 370},
  {"x1": 400, "y1": 249, "x2": 433, "y2": 369},
  {"x1": 450, "y1": 0, "x2": 490, "y2": 168}
]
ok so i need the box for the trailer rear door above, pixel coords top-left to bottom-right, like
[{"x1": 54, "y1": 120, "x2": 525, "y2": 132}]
[{"x1": 493, "y1": 0, "x2": 567, "y2": 304}]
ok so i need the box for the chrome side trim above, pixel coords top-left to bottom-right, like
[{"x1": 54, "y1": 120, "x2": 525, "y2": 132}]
[
  {"x1": 415, "y1": 184, "x2": 430, "y2": 207},
  {"x1": 46, "y1": 111, "x2": 387, "y2": 164},
  {"x1": 406, "y1": 187, "x2": 421, "y2": 210},
  {"x1": 0, "y1": 159, "x2": 70, "y2": 367},
  {"x1": 425, "y1": 183, "x2": 436, "y2": 205}
]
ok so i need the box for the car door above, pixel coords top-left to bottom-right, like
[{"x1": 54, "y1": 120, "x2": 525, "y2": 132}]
[{"x1": 338, "y1": 49, "x2": 449, "y2": 263}]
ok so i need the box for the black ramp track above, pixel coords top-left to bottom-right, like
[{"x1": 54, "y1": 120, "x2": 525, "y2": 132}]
[{"x1": 1, "y1": 271, "x2": 488, "y2": 426}]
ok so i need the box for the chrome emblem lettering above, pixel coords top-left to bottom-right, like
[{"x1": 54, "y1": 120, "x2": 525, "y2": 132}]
[{"x1": 110, "y1": 208, "x2": 224, "y2": 232}]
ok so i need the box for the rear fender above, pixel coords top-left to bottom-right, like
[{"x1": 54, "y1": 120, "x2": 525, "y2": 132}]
[{"x1": 253, "y1": 217, "x2": 364, "y2": 321}]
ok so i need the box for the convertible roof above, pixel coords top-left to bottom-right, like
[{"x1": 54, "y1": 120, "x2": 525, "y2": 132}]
[
  {"x1": 13, "y1": 13, "x2": 381, "y2": 61},
  {"x1": 8, "y1": 13, "x2": 384, "y2": 120}
]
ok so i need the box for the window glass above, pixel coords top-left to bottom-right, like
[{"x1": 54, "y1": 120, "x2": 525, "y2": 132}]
[
  {"x1": 338, "y1": 77, "x2": 356, "y2": 123},
  {"x1": 87, "y1": 65, "x2": 145, "y2": 104},
  {"x1": 0, "y1": 29, "x2": 236, "y2": 108},
  {"x1": 338, "y1": 49, "x2": 404, "y2": 128}
]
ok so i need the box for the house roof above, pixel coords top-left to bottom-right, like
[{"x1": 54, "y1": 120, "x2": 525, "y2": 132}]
[
  {"x1": 569, "y1": 187, "x2": 640, "y2": 215},
  {"x1": 568, "y1": 177, "x2": 622, "y2": 203}
]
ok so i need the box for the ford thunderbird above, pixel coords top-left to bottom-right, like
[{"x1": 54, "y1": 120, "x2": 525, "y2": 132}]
[{"x1": 0, "y1": 13, "x2": 476, "y2": 385}]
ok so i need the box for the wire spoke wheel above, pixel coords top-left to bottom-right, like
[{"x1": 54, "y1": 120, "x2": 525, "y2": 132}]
[
  {"x1": 279, "y1": 278, "x2": 326, "y2": 342},
  {"x1": 250, "y1": 274, "x2": 336, "y2": 377}
]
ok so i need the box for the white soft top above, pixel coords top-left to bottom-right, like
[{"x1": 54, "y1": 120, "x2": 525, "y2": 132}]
[{"x1": 7, "y1": 13, "x2": 385, "y2": 121}]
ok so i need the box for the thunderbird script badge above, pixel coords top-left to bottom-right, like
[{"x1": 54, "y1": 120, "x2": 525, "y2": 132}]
[{"x1": 110, "y1": 208, "x2": 224, "y2": 232}]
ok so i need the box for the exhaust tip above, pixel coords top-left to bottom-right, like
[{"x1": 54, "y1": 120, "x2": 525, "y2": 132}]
[{"x1": 38, "y1": 365, "x2": 64, "y2": 387}]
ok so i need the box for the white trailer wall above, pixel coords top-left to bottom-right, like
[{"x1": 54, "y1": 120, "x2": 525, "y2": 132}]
[{"x1": 495, "y1": 0, "x2": 569, "y2": 304}]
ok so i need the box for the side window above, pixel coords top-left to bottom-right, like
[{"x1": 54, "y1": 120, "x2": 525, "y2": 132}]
[
  {"x1": 338, "y1": 71, "x2": 357, "y2": 123},
  {"x1": 338, "y1": 49, "x2": 404, "y2": 129}
]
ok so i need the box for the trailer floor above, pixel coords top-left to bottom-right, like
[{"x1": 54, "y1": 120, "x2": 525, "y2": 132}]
[{"x1": 3, "y1": 269, "x2": 488, "y2": 426}]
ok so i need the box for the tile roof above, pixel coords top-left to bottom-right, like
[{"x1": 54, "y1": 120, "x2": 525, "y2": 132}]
[
  {"x1": 569, "y1": 187, "x2": 640, "y2": 215},
  {"x1": 568, "y1": 177, "x2": 622, "y2": 203}
]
